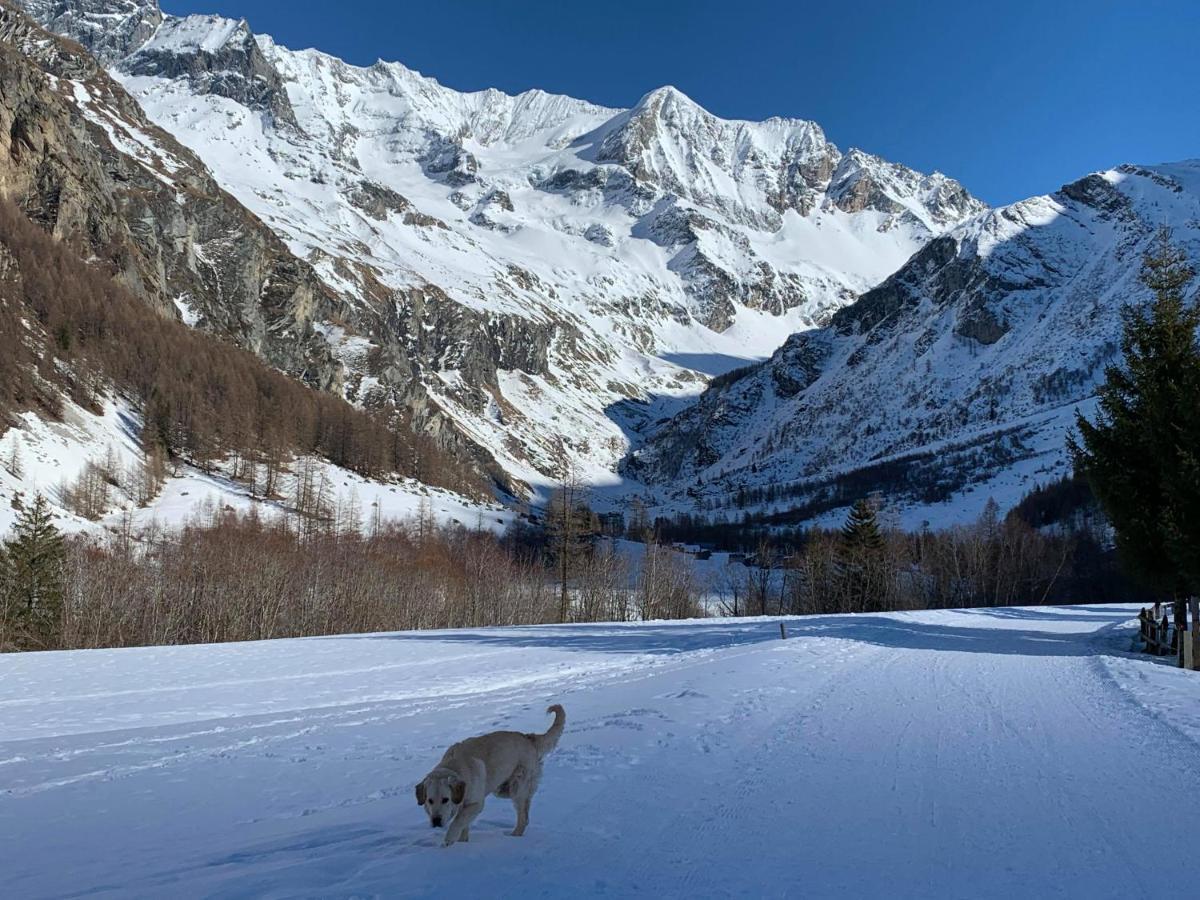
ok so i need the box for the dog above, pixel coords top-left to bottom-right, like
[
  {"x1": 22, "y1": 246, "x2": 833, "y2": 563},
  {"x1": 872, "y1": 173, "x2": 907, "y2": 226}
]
[{"x1": 416, "y1": 704, "x2": 565, "y2": 846}]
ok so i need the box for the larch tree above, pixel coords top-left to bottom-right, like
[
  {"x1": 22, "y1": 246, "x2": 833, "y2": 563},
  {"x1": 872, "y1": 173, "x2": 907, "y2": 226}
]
[{"x1": 545, "y1": 468, "x2": 597, "y2": 623}]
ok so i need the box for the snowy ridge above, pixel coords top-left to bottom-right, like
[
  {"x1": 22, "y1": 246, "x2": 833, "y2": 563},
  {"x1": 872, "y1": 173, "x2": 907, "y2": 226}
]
[
  {"x1": 636, "y1": 162, "x2": 1200, "y2": 527},
  {"x1": 140, "y1": 13, "x2": 248, "y2": 54},
  {"x1": 16, "y1": 0, "x2": 984, "y2": 498}
]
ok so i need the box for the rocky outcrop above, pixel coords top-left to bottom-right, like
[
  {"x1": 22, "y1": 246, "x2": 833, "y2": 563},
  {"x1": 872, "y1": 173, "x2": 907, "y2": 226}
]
[
  {"x1": 422, "y1": 138, "x2": 478, "y2": 186},
  {"x1": 123, "y1": 14, "x2": 297, "y2": 127},
  {"x1": 17, "y1": 0, "x2": 161, "y2": 63},
  {"x1": 0, "y1": 3, "x2": 337, "y2": 386}
]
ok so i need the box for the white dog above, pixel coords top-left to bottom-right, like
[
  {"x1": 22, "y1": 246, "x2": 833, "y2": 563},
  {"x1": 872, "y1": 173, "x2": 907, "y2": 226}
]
[{"x1": 416, "y1": 705, "x2": 565, "y2": 846}]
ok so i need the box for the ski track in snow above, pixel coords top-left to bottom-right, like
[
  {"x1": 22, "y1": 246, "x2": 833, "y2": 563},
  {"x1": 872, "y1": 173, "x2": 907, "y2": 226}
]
[{"x1": 0, "y1": 606, "x2": 1195, "y2": 899}]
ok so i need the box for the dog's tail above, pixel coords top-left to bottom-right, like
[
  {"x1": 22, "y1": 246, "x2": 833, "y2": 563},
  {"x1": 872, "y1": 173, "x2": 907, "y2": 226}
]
[{"x1": 532, "y1": 704, "x2": 566, "y2": 757}]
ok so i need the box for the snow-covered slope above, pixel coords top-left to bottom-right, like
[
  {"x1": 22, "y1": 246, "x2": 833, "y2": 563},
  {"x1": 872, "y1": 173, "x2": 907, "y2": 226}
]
[
  {"x1": 1, "y1": 605, "x2": 1195, "y2": 897},
  {"x1": 16, "y1": 0, "x2": 984, "y2": 496},
  {"x1": 636, "y1": 162, "x2": 1200, "y2": 527},
  {"x1": 0, "y1": 397, "x2": 511, "y2": 538}
]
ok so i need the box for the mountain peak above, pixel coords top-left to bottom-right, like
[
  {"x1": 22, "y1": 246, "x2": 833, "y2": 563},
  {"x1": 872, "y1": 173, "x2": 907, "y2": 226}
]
[{"x1": 633, "y1": 84, "x2": 699, "y2": 110}]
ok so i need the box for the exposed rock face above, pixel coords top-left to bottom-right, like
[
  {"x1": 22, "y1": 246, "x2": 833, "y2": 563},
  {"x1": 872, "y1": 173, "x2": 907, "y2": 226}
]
[
  {"x1": 122, "y1": 14, "x2": 297, "y2": 127},
  {"x1": 634, "y1": 162, "x2": 1200, "y2": 522},
  {"x1": 15, "y1": 0, "x2": 986, "y2": 495},
  {"x1": 345, "y1": 180, "x2": 412, "y2": 221},
  {"x1": 17, "y1": 0, "x2": 161, "y2": 63},
  {"x1": 422, "y1": 138, "x2": 479, "y2": 187},
  {"x1": 0, "y1": 3, "x2": 336, "y2": 388}
]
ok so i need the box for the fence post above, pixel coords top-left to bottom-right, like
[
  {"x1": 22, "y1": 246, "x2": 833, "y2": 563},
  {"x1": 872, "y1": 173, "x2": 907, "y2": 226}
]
[
  {"x1": 779, "y1": 621, "x2": 787, "y2": 640},
  {"x1": 1191, "y1": 599, "x2": 1200, "y2": 671}
]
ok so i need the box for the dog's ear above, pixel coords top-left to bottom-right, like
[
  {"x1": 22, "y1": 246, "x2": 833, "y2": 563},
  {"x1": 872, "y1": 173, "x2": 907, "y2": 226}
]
[
  {"x1": 451, "y1": 779, "x2": 466, "y2": 805},
  {"x1": 415, "y1": 782, "x2": 427, "y2": 806}
]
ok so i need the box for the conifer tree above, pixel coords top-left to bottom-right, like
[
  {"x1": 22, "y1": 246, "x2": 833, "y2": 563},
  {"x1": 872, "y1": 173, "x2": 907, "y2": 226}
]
[
  {"x1": 1072, "y1": 229, "x2": 1199, "y2": 622},
  {"x1": 837, "y1": 497, "x2": 885, "y2": 612},
  {"x1": 1, "y1": 494, "x2": 66, "y2": 649}
]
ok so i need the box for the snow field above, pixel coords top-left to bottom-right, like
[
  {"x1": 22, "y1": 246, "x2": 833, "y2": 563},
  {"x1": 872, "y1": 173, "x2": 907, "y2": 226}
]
[{"x1": 0, "y1": 605, "x2": 1195, "y2": 898}]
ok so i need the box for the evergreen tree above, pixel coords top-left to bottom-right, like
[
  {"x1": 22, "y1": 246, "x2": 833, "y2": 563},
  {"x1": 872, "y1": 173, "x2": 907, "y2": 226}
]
[
  {"x1": 837, "y1": 497, "x2": 885, "y2": 612},
  {"x1": 1, "y1": 494, "x2": 66, "y2": 649},
  {"x1": 1071, "y1": 229, "x2": 1198, "y2": 616}
]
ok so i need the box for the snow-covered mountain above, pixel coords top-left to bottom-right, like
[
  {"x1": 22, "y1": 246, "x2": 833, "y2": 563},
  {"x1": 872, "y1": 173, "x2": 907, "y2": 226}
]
[
  {"x1": 14, "y1": 0, "x2": 984, "y2": 497},
  {"x1": 634, "y1": 162, "x2": 1200, "y2": 526}
]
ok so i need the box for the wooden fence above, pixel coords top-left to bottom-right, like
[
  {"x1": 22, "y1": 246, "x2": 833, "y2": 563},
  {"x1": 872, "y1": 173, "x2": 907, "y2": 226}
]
[{"x1": 1138, "y1": 598, "x2": 1200, "y2": 670}]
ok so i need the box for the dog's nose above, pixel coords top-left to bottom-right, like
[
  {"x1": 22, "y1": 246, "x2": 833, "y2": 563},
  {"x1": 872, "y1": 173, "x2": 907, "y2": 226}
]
[{"x1": 431, "y1": 819, "x2": 442, "y2": 828}]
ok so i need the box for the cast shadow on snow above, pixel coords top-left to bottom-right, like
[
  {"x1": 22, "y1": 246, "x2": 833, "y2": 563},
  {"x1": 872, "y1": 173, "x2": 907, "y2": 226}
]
[
  {"x1": 341, "y1": 622, "x2": 786, "y2": 656},
  {"x1": 952, "y1": 606, "x2": 1134, "y2": 624},
  {"x1": 657, "y1": 352, "x2": 763, "y2": 377},
  {"x1": 347, "y1": 608, "x2": 1135, "y2": 659}
]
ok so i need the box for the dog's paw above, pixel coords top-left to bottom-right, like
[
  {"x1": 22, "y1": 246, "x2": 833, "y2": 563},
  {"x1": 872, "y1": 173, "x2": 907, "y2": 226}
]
[{"x1": 442, "y1": 835, "x2": 457, "y2": 848}]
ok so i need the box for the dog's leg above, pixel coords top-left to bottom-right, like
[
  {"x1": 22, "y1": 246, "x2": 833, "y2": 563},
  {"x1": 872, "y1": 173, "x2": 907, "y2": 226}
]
[
  {"x1": 444, "y1": 801, "x2": 483, "y2": 847},
  {"x1": 510, "y1": 795, "x2": 531, "y2": 837},
  {"x1": 460, "y1": 826, "x2": 470, "y2": 843}
]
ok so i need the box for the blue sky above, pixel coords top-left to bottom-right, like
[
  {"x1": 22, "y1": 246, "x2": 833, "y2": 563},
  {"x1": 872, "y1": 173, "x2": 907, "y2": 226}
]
[{"x1": 163, "y1": 0, "x2": 1199, "y2": 206}]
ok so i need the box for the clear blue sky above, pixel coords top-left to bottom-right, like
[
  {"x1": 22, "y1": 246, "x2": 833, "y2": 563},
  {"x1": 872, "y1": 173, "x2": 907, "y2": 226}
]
[{"x1": 163, "y1": 0, "x2": 1199, "y2": 206}]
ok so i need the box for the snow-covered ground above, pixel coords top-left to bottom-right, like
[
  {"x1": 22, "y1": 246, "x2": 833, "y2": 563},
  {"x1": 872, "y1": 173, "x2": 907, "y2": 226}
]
[{"x1": 0, "y1": 605, "x2": 1194, "y2": 898}]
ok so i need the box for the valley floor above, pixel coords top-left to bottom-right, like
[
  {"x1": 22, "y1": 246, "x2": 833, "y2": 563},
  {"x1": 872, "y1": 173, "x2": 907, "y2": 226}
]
[{"x1": 0, "y1": 606, "x2": 1196, "y2": 899}]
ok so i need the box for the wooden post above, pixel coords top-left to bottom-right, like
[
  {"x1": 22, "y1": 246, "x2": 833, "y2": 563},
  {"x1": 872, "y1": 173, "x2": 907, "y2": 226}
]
[
  {"x1": 779, "y1": 621, "x2": 787, "y2": 640},
  {"x1": 1184, "y1": 632, "x2": 1196, "y2": 671},
  {"x1": 1191, "y1": 598, "x2": 1200, "y2": 671}
]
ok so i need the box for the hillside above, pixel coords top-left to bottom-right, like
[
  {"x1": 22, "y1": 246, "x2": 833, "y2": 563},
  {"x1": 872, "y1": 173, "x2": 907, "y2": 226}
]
[
  {"x1": 0, "y1": 606, "x2": 1195, "y2": 897},
  {"x1": 0, "y1": 189, "x2": 499, "y2": 533},
  {"x1": 635, "y1": 162, "x2": 1200, "y2": 526},
  {"x1": 0, "y1": 1, "x2": 517, "y2": 528}
]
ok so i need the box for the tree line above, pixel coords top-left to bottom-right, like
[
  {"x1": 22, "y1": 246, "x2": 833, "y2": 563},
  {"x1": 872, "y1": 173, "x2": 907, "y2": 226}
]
[
  {"x1": 0, "y1": 491, "x2": 703, "y2": 651},
  {"x1": 0, "y1": 199, "x2": 481, "y2": 498},
  {"x1": 713, "y1": 496, "x2": 1152, "y2": 618},
  {"x1": 0, "y1": 478, "x2": 1148, "y2": 653}
]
